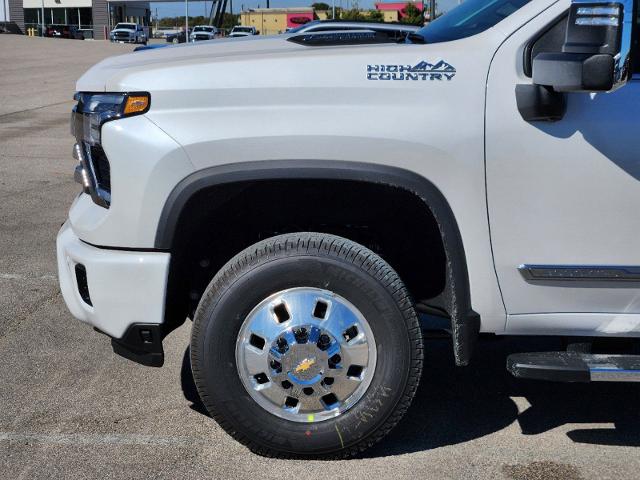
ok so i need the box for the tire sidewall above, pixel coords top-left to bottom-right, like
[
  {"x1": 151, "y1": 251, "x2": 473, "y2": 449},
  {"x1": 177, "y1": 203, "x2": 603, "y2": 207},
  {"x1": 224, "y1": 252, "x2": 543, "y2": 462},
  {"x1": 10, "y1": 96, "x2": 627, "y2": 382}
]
[{"x1": 192, "y1": 253, "x2": 414, "y2": 456}]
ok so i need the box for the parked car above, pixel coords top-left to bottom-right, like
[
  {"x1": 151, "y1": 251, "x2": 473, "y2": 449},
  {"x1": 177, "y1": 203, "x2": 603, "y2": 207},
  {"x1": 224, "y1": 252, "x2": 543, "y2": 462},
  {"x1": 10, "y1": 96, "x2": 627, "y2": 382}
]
[
  {"x1": 190, "y1": 25, "x2": 218, "y2": 42},
  {"x1": 45, "y1": 24, "x2": 84, "y2": 40},
  {"x1": 166, "y1": 29, "x2": 190, "y2": 44},
  {"x1": 110, "y1": 23, "x2": 147, "y2": 44},
  {"x1": 62, "y1": 0, "x2": 640, "y2": 460},
  {"x1": 286, "y1": 20, "x2": 420, "y2": 41},
  {"x1": 228, "y1": 25, "x2": 258, "y2": 37}
]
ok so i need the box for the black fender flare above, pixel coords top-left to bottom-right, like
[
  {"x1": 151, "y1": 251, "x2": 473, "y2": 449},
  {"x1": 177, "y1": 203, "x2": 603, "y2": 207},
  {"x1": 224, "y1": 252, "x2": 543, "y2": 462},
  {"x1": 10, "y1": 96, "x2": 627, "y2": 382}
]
[{"x1": 156, "y1": 160, "x2": 480, "y2": 365}]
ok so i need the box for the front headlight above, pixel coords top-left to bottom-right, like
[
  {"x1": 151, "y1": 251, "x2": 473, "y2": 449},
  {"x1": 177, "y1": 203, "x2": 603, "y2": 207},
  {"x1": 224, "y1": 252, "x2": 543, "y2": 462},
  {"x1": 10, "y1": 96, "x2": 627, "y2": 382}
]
[
  {"x1": 72, "y1": 92, "x2": 150, "y2": 145},
  {"x1": 70, "y1": 92, "x2": 150, "y2": 208}
]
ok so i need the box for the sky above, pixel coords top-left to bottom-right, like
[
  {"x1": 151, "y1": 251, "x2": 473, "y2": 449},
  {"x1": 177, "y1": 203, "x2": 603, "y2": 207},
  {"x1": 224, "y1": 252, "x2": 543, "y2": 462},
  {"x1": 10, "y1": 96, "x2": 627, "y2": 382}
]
[{"x1": 150, "y1": 0, "x2": 460, "y2": 19}]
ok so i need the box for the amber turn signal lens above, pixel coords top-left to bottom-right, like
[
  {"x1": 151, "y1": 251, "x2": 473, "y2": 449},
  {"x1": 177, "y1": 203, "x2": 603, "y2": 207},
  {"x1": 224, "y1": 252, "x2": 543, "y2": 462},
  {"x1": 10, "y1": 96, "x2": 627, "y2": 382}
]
[{"x1": 123, "y1": 95, "x2": 149, "y2": 115}]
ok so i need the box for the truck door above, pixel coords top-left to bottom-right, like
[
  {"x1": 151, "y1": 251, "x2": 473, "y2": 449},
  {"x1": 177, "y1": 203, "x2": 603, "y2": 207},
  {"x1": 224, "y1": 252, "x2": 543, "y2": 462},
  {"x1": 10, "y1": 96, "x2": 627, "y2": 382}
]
[{"x1": 486, "y1": 1, "x2": 640, "y2": 335}]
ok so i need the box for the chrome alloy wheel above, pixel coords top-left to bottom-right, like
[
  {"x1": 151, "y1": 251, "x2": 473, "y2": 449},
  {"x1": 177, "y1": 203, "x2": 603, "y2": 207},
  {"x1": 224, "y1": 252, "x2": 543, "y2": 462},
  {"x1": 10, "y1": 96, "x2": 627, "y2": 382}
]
[{"x1": 236, "y1": 287, "x2": 377, "y2": 422}]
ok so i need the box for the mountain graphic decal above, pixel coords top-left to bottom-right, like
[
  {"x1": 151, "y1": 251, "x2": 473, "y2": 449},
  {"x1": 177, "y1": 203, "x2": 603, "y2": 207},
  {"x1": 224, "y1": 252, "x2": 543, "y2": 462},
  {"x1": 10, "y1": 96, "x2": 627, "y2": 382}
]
[
  {"x1": 431, "y1": 60, "x2": 456, "y2": 72},
  {"x1": 410, "y1": 61, "x2": 435, "y2": 71},
  {"x1": 410, "y1": 60, "x2": 456, "y2": 72}
]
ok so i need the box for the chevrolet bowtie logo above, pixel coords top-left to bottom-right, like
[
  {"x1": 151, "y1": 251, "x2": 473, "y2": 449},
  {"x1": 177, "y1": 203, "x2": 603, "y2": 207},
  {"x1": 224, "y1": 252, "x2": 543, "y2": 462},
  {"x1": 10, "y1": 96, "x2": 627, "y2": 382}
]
[{"x1": 294, "y1": 357, "x2": 316, "y2": 374}]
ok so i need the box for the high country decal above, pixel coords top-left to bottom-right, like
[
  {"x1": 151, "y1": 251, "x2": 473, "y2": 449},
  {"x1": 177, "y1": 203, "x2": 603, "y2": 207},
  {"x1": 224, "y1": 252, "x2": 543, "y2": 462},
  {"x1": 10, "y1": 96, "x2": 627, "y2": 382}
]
[{"x1": 367, "y1": 60, "x2": 456, "y2": 81}]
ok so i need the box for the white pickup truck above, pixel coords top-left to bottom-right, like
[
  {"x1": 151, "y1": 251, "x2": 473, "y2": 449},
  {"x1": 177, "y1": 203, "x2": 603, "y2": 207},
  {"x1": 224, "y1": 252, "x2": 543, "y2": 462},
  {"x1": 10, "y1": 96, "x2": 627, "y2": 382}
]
[
  {"x1": 190, "y1": 25, "x2": 219, "y2": 42},
  {"x1": 229, "y1": 25, "x2": 258, "y2": 37},
  {"x1": 109, "y1": 22, "x2": 147, "y2": 44},
  {"x1": 58, "y1": 0, "x2": 639, "y2": 458}
]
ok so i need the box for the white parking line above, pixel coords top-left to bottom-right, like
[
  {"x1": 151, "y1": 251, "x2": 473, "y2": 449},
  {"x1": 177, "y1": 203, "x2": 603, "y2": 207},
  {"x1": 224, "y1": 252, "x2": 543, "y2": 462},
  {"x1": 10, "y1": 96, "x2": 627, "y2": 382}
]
[
  {"x1": 0, "y1": 432, "x2": 206, "y2": 447},
  {"x1": 0, "y1": 273, "x2": 57, "y2": 281}
]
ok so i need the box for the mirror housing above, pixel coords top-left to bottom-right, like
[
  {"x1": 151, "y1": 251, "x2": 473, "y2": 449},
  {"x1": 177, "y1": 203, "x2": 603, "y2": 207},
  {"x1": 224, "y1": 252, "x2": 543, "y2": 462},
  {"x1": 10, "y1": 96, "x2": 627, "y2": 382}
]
[{"x1": 533, "y1": 0, "x2": 637, "y2": 92}]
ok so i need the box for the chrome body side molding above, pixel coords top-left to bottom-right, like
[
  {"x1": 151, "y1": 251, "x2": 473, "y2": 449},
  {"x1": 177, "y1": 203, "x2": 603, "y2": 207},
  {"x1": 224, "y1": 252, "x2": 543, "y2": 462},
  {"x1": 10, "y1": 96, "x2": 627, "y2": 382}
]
[{"x1": 519, "y1": 265, "x2": 640, "y2": 282}]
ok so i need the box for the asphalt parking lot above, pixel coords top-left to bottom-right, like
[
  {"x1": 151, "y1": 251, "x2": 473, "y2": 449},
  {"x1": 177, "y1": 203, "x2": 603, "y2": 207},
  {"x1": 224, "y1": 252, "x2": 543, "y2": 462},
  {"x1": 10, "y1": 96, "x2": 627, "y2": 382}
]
[{"x1": 1, "y1": 34, "x2": 639, "y2": 480}]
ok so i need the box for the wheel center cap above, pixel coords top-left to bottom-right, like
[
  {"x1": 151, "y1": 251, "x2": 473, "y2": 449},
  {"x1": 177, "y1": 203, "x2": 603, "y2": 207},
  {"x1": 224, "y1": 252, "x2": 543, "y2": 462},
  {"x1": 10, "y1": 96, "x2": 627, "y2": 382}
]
[
  {"x1": 294, "y1": 357, "x2": 317, "y2": 374},
  {"x1": 283, "y1": 343, "x2": 325, "y2": 385}
]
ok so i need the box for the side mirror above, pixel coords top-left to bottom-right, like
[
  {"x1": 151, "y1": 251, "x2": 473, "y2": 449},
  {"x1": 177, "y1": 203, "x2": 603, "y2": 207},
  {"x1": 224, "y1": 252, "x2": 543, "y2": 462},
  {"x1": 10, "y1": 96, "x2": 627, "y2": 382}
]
[{"x1": 533, "y1": 0, "x2": 637, "y2": 92}]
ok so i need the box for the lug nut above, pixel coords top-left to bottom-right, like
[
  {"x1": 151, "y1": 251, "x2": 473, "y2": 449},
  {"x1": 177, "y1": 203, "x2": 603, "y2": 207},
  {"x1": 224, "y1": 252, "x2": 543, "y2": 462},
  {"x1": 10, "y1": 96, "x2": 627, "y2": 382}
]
[
  {"x1": 276, "y1": 337, "x2": 288, "y2": 353},
  {"x1": 317, "y1": 334, "x2": 331, "y2": 350},
  {"x1": 270, "y1": 360, "x2": 282, "y2": 372},
  {"x1": 328, "y1": 354, "x2": 341, "y2": 368},
  {"x1": 294, "y1": 327, "x2": 308, "y2": 343}
]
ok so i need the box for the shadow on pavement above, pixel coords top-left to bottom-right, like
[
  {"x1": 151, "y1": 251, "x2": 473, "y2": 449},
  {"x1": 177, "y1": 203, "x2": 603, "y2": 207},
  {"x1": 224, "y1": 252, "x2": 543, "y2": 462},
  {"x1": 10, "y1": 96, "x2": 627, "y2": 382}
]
[{"x1": 180, "y1": 335, "x2": 640, "y2": 457}]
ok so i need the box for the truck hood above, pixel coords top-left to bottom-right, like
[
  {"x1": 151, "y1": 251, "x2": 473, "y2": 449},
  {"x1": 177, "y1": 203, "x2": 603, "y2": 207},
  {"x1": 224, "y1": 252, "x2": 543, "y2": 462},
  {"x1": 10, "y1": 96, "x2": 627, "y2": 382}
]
[
  {"x1": 110, "y1": 28, "x2": 136, "y2": 34},
  {"x1": 77, "y1": 35, "x2": 318, "y2": 91}
]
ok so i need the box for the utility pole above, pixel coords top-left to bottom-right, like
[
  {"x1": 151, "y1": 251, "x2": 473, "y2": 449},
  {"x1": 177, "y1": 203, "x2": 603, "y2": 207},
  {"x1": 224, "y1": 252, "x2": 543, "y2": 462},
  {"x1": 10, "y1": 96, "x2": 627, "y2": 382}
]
[
  {"x1": 40, "y1": 0, "x2": 44, "y2": 36},
  {"x1": 429, "y1": 0, "x2": 435, "y2": 21},
  {"x1": 185, "y1": 0, "x2": 189, "y2": 35}
]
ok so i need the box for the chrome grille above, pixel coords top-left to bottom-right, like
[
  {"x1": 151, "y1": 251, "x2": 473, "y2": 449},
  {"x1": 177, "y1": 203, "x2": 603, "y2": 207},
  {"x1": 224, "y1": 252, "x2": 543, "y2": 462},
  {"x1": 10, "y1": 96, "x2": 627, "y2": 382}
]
[
  {"x1": 71, "y1": 106, "x2": 111, "y2": 208},
  {"x1": 89, "y1": 145, "x2": 111, "y2": 194}
]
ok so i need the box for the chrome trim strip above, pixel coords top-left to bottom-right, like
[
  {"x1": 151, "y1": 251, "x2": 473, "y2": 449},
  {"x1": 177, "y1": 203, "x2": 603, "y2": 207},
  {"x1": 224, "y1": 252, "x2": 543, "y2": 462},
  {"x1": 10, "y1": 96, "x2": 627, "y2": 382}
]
[
  {"x1": 519, "y1": 264, "x2": 640, "y2": 282},
  {"x1": 590, "y1": 368, "x2": 640, "y2": 382}
]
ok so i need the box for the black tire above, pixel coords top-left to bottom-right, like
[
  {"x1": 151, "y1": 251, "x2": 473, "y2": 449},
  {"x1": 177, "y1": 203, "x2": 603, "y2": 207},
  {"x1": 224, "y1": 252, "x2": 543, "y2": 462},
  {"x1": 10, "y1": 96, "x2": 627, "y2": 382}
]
[{"x1": 190, "y1": 233, "x2": 423, "y2": 458}]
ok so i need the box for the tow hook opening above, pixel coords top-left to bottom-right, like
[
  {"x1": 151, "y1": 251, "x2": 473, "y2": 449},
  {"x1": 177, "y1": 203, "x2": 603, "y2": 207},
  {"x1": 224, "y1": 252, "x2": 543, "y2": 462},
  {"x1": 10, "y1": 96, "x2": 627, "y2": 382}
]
[
  {"x1": 109, "y1": 323, "x2": 165, "y2": 368},
  {"x1": 74, "y1": 263, "x2": 92, "y2": 306}
]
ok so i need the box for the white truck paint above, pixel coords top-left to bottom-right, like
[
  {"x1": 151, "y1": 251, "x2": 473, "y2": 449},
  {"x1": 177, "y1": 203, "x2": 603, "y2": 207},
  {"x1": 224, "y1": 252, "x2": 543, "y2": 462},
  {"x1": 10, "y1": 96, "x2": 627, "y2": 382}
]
[
  {"x1": 56, "y1": 0, "x2": 640, "y2": 455},
  {"x1": 61, "y1": 0, "x2": 640, "y2": 338},
  {"x1": 487, "y1": 0, "x2": 640, "y2": 332}
]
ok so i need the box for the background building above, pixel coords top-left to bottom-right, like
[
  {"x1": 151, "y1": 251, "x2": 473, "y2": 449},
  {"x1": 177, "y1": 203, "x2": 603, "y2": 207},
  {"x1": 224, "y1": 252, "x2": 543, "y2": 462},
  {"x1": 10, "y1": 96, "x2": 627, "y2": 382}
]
[
  {"x1": 240, "y1": 7, "x2": 313, "y2": 35},
  {"x1": 1, "y1": 0, "x2": 9, "y2": 22},
  {"x1": 7, "y1": 0, "x2": 150, "y2": 38},
  {"x1": 374, "y1": 1, "x2": 424, "y2": 22}
]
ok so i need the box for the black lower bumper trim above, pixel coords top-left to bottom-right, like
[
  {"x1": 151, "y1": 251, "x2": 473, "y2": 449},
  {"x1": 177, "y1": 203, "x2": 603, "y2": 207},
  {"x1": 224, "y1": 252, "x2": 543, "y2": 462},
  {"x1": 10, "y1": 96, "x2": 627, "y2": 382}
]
[{"x1": 110, "y1": 323, "x2": 165, "y2": 367}]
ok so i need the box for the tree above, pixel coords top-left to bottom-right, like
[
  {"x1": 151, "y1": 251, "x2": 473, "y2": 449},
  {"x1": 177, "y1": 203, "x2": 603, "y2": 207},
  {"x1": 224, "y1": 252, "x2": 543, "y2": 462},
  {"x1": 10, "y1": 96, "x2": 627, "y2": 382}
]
[
  {"x1": 157, "y1": 14, "x2": 239, "y2": 29},
  {"x1": 341, "y1": 8, "x2": 365, "y2": 21},
  {"x1": 221, "y1": 13, "x2": 239, "y2": 30},
  {"x1": 312, "y1": 2, "x2": 330, "y2": 10},
  {"x1": 368, "y1": 9, "x2": 384, "y2": 22},
  {"x1": 326, "y1": 7, "x2": 342, "y2": 19},
  {"x1": 402, "y1": 3, "x2": 424, "y2": 26}
]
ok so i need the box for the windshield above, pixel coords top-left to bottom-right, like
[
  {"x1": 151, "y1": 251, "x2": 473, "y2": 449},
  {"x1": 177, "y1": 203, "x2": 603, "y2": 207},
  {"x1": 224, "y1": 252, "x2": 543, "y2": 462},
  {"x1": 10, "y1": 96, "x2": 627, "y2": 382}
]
[
  {"x1": 193, "y1": 26, "x2": 213, "y2": 32},
  {"x1": 233, "y1": 27, "x2": 253, "y2": 32},
  {"x1": 115, "y1": 23, "x2": 136, "y2": 30},
  {"x1": 416, "y1": 0, "x2": 531, "y2": 43}
]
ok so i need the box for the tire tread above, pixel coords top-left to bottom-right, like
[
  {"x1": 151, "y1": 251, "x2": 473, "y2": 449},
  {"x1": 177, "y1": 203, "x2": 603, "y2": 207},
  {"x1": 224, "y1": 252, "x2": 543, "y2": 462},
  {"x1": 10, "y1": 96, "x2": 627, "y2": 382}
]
[{"x1": 190, "y1": 232, "x2": 423, "y2": 459}]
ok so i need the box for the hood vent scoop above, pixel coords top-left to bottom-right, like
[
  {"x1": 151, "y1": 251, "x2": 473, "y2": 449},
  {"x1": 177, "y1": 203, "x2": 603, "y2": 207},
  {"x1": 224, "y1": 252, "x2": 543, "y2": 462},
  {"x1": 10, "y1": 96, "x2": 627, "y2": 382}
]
[{"x1": 287, "y1": 30, "x2": 398, "y2": 47}]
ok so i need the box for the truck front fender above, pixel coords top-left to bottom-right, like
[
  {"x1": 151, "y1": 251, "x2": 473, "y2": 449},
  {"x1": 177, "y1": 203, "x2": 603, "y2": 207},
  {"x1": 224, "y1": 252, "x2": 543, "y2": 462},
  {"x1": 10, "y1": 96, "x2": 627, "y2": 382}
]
[{"x1": 156, "y1": 160, "x2": 480, "y2": 365}]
